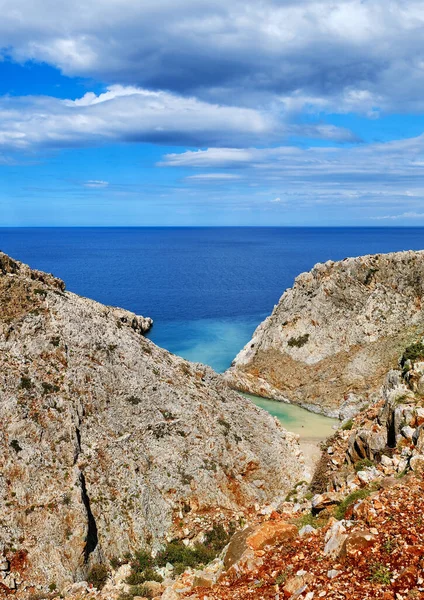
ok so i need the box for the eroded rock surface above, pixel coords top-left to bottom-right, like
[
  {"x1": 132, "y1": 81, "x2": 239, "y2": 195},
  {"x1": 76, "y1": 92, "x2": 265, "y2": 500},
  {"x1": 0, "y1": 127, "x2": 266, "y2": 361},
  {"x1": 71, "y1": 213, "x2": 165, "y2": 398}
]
[
  {"x1": 226, "y1": 250, "x2": 424, "y2": 417},
  {"x1": 0, "y1": 252, "x2": 303, "y2": 594}
]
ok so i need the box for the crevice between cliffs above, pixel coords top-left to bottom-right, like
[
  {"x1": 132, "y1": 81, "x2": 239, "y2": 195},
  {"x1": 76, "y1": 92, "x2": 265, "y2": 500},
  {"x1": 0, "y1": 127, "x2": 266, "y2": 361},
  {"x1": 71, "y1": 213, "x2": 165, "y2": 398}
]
[{"x1": 79, "y1": 472, "x2": 98, "y2": 563}]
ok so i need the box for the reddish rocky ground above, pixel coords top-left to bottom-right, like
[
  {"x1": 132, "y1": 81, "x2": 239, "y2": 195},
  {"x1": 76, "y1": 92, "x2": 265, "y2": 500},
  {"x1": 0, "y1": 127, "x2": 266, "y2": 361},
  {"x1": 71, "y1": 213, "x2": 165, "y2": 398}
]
[{"x1": 188, "y1": 474, "x2": 424, "y2": 599}]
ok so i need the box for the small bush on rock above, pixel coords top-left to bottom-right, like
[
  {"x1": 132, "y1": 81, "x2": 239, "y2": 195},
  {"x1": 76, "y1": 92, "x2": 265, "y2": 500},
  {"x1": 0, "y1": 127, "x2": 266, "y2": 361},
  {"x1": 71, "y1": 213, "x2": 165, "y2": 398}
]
[
  {"x1": 401, "y1": 342, "x2": 424, "y2": 367},
  {"x1": 354, "y1": 458, "x2": 374, "y2": 472},
  {"x1": 334, "y1": 488, "x2": 372, "y2": 520},
  {"x1": 341, "y1": 419, "x2": 354, "y2": 431},
  {"x1": 87, "y1": 564, "x2": 109, "y2": 589},
  {"x1": 287, "y1": 334, "x2": 309, "y2": 348}
]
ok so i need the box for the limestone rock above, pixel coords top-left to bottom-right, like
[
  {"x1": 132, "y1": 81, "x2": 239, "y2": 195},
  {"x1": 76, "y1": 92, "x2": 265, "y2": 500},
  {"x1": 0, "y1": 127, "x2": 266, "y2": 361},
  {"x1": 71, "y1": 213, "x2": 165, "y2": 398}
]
[
  {"x1": 410, "y1": 454, "x2": 424, "y2": 475},
  {"x1": 311, "y1": 492, "x2": 340, "y2": 513},
  {"x1": 324, "y1": 520, "x2": 348, "y2": 557},
  {"x1": 283, "y1": 570, "x2": 314, "y2": 597},
  {"x1": 226, "y1": 250, "x2": 424, "y2": 417},
  {"x1": 0, "y1": 252, "x2": 304, "y2": 591},
  {"x1": 342, "y1": 530, "x2": 376, "y2": 557},
  {"x1": 222, "y1": 520, "x2": 297, "y2": 581}
]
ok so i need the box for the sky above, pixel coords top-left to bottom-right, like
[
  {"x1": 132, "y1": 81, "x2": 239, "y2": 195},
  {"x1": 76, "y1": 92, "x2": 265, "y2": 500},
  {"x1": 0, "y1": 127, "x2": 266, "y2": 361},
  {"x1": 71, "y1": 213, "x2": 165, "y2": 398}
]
[{"x1": 2, "y1": 0, "x2": 424, "y2": 226}]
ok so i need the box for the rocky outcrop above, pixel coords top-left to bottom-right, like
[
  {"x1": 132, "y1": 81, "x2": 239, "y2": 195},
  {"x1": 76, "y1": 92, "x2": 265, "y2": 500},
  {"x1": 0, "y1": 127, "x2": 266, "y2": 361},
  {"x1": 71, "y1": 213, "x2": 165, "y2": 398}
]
[
  {"x1": 0, "y1": 252, "x2": 303, "y2": 594},
  {"x1": 226, "y1": 250, "x2": 424, "y2": 418}
]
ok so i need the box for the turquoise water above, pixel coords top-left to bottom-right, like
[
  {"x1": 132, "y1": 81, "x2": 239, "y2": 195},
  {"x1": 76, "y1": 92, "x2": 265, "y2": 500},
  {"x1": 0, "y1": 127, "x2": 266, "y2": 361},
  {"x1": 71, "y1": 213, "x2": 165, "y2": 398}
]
[
  {"x1": 148, "y1": 313, "x2": 266, "y2": 373},
  {"x1": 246, "y1": 394, "x2": 338, "y2": 440}
]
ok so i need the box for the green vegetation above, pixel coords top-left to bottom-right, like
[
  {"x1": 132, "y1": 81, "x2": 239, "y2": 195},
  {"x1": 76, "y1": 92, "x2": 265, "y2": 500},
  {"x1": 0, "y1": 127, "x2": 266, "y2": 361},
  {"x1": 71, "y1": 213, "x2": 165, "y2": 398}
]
[
  {"x1": 369, "y1": 562, "x2": 391, "y2": 585},
  {"x1": 87, "y1": 564, "x2": 109, "y2": 589},
  {"x1": 341, "y1": 418, "x2": 354, "y2": 431},
  {"x1": 10, "y1": 439, "x2": 22, "y2": 453},
  {"x1": 401, "y1": 342, "x2": 424, "y2": 367},
  {"x1": 19, "y1": 376, "x2": 32, "y2": 390},
  {"x1": 285, "y1": 480, "x2": 308, "y2": 502},
  {"x1": 124, "y1": 522, "x2": 236, "y2": 592},
  {"x1": 354, "y1": 458, "x2": 374, "y2": 472},
  {"x1": 291, "y1": 511, "x2": 328, "y2": 530},
  {"x1": 42, "y1": 382, "x2": 60, "y2": 395},
  {"x1": 287, "y1": 333, "x2": 309, "y2": 348},
  {"x1": 334, "y1": 488, "x2": 373, "y2": 520},
  {"x1": 126, "y1": 395, "x2": 142, "y2": 405},
  {"x1": 383, "y1": 536, "x2": 396, "y2": 554},
  {"x1": 364, "y1": 268, "x2": 379, "y2": 286}
]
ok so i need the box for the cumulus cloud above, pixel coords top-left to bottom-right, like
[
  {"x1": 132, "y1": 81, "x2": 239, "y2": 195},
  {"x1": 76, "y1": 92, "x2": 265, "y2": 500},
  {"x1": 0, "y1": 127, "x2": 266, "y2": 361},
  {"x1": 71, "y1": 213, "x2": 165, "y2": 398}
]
[
  {"x1": 1, "y1": 0, "x2": 424, "y2": 113},
  {"x1": 0, "y1": 84, "x2": 358, "y2": 152},
  {"x1": 0, "y1": 85, "x2": 277, "y2": 150}
]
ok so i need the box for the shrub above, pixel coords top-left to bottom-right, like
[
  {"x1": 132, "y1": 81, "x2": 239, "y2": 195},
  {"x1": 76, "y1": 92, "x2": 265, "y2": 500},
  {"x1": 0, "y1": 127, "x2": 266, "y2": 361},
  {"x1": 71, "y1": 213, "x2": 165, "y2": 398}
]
[
  {"x1": 87, "y1": 564, "x2": 109, "y2": 590},
  {"x1": 19, "y1": 376, "x2": 32, "y2": 390},
  {"x1": 287, "y1": 334, "x2": 309, "y2": 348},
  {"x1": 292, "y1": 512, "x2": 328, "y2": 530},
  {"x1": 341, "y1": 419, "x2": 354, "y2": 431},
  {"x1": 126, "y1": 567, "x2": 162, "y2": 586},
  {"x1": 126, "y1": 396, "x2": 142, "y2": 405},
  {"x1": 369, "y1": 562, "x2": 391, "y2": 585},
  {"x1": 401, "y1": 342, "x2": 424, "y2": 367},
  {"x1": 354, "y1": 458, "x2": 374, "y2": 472},
  {"x1": 334, "y1": 488, "x2": 372, "y2": 520},
  {"x1": 10, "y1": 439, "x2": 22, "y2": 453},
  {"x1": 204, "y1": 522, "x2": 236, "y2": 553},
  {"x1": 42, "y1": 382, "x2": 60, "y2": 395},
  {"x1": 131, "y1": 585, "x2": 156, "y2": 599}
]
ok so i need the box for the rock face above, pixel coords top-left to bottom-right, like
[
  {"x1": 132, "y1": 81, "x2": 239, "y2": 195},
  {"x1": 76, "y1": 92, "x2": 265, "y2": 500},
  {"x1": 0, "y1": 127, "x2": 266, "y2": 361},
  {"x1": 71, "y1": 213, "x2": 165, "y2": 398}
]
[
  {"x1": 0, "y1": 252, "x2": 303, "y2": 592},
  {"x1": 226, "y1": 250, "x2": 424, "y2": 417}
]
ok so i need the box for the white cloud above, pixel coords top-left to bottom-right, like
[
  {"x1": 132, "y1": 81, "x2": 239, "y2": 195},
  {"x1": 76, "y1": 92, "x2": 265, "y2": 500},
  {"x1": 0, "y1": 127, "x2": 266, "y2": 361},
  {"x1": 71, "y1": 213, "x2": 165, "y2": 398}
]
[
  {"x1": 0, "y1": 85, "x2": 277, "y2": 150},
  {"x1": 158, "y1": 134, "x2": 424, "y2": 214},
  {"x1": 84, "y1": 180, "x2": 109, "y2": 188},
  {"x1": 1, "y1": 1, "x2": 424, "y2": 113},
  {"x1": 185, "y1": 173, "x2": 241, "y2": 181},
  {"x1": 371, "y1": 212, "x2": 424, "y2": 220}
]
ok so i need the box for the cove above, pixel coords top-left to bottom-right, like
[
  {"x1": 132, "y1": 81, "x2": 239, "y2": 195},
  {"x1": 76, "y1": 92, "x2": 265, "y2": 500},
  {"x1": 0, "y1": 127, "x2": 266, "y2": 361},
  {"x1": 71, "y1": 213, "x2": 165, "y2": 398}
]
[{"x1": 244, "y1": 393, "x2": 338, "y2": 442}]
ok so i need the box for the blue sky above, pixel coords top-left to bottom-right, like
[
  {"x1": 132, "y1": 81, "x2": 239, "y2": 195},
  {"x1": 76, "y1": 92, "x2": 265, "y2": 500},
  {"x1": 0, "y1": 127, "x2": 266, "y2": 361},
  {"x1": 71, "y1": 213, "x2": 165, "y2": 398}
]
[{"x1": 2, "y1": 0, "x2": 424, "y2": 226}]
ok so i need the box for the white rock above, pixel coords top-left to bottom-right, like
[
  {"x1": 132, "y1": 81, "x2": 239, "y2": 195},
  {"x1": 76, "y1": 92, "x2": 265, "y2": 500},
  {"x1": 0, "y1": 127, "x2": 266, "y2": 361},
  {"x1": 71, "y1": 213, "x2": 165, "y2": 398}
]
[
  {"x1": 299, "y1": 525, "x2": 316, "y2": 537},
  {"x1": 380, "y1": 455, "x2": 393, "y2": 468},
  {"x1": 327, "y1": 569, "x2": 341, "y2": 579},
  {"x1": 324, "y1": 521, "x2": 348, "y2": 558},
  {"x1": 401, "y1": 426, "x2": 415, "y2": 440}
]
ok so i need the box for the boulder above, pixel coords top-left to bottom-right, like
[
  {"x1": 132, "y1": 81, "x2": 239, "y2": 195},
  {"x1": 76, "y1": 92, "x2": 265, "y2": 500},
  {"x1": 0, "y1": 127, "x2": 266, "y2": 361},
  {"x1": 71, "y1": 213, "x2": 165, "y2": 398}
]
[
  {"x1": 283, "y1": 570, "x2": 314, "y2": 598},
  {"x1": 410, "y1": 454, "x2": 424, "y2": 475},
  {"x1": 324, "y1": 520, "x2": 348, "y2": 558},
  {"x1": 311, "y1": 492, "x2": 341, "y2": 513},
  {"x1": 222, "y1": 521, "x2": 298, "y2": 581},
  {"x1": 342, "y1": 530, "x2": 377, "y2": 557}
]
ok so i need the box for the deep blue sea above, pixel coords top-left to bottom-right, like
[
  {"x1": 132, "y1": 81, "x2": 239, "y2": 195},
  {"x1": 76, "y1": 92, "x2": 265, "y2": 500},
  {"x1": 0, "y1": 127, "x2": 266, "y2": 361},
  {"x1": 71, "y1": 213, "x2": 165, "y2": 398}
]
[{"x1": 1, "y1": 227, "x2": 423, "y2": 373}]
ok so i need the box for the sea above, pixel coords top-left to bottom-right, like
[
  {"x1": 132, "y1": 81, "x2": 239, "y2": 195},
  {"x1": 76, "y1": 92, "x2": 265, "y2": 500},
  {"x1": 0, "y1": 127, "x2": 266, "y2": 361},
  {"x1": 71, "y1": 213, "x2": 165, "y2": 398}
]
[
  {"x1": 1, "y1": 227, "x2": 423, "y2": 374},
  {"x1": 3, "y1": 226, "x2": 423, "y2": 437}
]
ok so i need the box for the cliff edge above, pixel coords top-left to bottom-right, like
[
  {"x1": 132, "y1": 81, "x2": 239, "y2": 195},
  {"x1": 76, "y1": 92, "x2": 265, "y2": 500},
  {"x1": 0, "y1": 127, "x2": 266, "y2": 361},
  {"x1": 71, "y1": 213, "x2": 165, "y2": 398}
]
[
  {"x1": 0, "y1": 252, "x2": 303, "y2": 594},
  {"x1": 226, "y1": 250, "x2": 424, "y2": 418}
]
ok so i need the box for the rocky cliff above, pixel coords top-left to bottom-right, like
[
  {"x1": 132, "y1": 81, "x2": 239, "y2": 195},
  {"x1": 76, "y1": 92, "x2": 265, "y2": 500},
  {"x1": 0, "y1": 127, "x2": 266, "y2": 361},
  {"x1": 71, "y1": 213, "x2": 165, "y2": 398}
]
[
  {"x1": 226, "y1": 250, "x2": 424, "y2": 418},
  {"x1": 0, "y1": 252, "x2": 303, "y2": 595}
]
